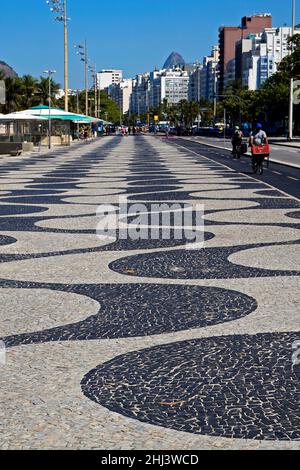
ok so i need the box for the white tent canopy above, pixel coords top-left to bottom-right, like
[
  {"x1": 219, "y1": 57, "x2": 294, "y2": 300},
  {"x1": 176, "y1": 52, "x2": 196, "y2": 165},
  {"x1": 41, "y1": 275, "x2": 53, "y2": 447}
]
[
  {"x1": 0, "y1": 112, "x2": 47, "y2": 121},
  {"x1": 20, "y1": 106, "x2": 100, "y2": 122}
]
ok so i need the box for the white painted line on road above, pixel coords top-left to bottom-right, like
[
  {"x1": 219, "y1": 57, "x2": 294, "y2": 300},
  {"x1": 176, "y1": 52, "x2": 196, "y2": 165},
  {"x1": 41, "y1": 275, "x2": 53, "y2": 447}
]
[
  {"x1": 287, "y1": 176, "x2": 299, "y2": 181},
  {"x1": 272, "y1": 171, "x2": 282, "y2": 175}
]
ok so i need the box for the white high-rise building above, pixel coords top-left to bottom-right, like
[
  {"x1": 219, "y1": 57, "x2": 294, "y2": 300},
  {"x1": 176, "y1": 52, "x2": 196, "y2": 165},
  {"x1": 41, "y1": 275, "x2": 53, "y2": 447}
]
[
  {"x1": 150, "y1": 68, "x2": 190, "y2": 108},
  {"x1": 199, "y1": 46, "x2": 219, "y2": 100},
  {"x1": 188, "y1": 64, "x2": 203, "y2": 102},
  {"x1": 110, "y1": 79, "x2": 133, "y2": 114},
  {"x1": 239, "y1": 27, "x2": 298, "y2": 90},
  {"x1": 96, "y1": 69, "x2": 123, "y2": 91},
  {"x1": 130, "y1": 73, "x2": 150, "y2": 115}
]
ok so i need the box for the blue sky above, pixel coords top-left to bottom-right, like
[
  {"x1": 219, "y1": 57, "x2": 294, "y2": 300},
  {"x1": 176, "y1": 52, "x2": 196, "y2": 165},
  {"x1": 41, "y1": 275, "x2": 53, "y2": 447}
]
[{"x1": 1, "y1": 0, "x2": 296, "y2": 88}]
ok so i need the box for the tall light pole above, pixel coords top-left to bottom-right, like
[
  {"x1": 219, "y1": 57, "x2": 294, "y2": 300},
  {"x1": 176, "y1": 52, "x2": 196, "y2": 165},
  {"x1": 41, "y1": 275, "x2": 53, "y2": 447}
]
[
  {"x1": 43, "y1": 70, "x2": 56, "y2": 149},
  {"x1": 137, "y1": 96, "x2": 141, "y2": 122},
  {"x1": 85, "y1": 40, "x2": 88, "y2": 116},
  {"x1": 46, "y1": 0, "x2": 70, "y2": 111},
  {"x1": 97, "y1": 73, "x2": 101, "y2": 119},
  {"x1": 289, "y1": 0, "x2": 296, "y2": 140},
  {"x1": 75, "y1": 41, "x2": 89, "y2": 115},
  {"x1": 89, "y1": 63, "x2": 98, "y2": 117}
]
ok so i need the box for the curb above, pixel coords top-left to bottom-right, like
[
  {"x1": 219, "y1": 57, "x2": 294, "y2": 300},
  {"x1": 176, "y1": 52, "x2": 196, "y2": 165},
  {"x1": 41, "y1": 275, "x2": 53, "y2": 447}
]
[
  {"x1": 269, "y1": 141, "x2": 300, "y2": 150},
  {"x1": 181, "y1": 138, "x2": 300, "y2": 170}
]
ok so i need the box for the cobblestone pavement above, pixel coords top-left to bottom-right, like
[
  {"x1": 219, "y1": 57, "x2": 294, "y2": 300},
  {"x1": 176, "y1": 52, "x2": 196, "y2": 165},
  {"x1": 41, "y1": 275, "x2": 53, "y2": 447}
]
[{"x1": 0, "y1": 136, "x2": 299, "y2": 450}]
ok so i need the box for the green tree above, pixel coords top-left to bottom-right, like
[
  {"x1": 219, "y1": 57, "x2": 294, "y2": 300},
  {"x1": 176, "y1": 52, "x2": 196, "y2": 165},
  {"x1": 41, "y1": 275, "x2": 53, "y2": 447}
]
[
  {"x1": 176, "y1": 100, "x2": 200, "y2": 126},
  {"x1": 258, "y1": 71, "x2": 290, "y2": 124},
  {"x1": 20, "y1": 75, "x2": 39, "y2": 108},
  {"x1": 278, "y1": 34, "x2": 300, "y2": 79},
  {"x1": 99, "y1": 91, "x2": 122, "y2": 123},
  {"x1": 36, "y1": 76, "x2": 60, "y2": 106},
  {"x1": 1, "y1": 77, "x2": 24, "y2": 113}
]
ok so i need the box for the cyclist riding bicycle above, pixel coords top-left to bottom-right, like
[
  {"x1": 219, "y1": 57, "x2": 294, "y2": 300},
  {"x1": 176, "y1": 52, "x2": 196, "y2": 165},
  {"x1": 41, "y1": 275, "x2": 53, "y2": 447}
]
[
  {"x1": 250, "y1": 123, "x2": 268, "y2": 147},
  {"x1": 249, "y1": 123, "x2": 269, "y2": 174},
  {"x1": 231, "y1": 126, "x2": 243, "y2": 158}
]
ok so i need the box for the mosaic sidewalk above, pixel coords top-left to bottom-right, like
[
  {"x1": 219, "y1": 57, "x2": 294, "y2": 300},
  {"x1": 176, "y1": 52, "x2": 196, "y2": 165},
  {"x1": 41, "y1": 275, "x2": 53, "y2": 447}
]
[{"x1": 0, "y1": 136, "x2": 299, "y2": 449}]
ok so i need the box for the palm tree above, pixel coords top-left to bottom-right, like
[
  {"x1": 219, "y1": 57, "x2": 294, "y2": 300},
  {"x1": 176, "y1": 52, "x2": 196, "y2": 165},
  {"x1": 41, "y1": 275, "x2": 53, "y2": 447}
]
[
  {"x1": 37, "y1": 76, "x2": 60, "y2": 106},
  {"x1": 3, "y1": 77, "x2": 24, "y2": 113},
  {"x1": 188, "y1": 101, "x2": 200, "y2": 126},
  {"x1": 21, "y1": 75, "x2": 38, "y2": 108}
]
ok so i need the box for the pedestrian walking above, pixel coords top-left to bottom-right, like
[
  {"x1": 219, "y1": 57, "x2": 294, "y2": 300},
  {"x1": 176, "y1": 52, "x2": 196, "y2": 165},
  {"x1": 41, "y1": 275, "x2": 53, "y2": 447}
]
[{"x1": 231, "y1": 126, "x2": 243, "y2": 158}]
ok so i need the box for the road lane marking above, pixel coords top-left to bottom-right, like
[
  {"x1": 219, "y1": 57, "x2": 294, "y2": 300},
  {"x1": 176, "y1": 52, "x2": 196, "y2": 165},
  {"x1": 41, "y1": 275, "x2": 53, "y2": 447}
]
[
  {"x1": 272, "y1": 171, "x2": 282, "y2": 175},
  {"x1": 287, "y1": 176, "x2": 299, "y2": 181}
]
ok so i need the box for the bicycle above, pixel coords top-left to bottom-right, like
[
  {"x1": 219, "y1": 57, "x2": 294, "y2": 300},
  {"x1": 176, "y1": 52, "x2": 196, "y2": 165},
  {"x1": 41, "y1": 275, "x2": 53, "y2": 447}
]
[
  {"x1": 232, "y1": 141, "x2": 247, "y2": 159},
  {"x1": 251, "y1": 144, "x2": 270, "y2": 175},
  {"x1": 252, "y1": 154, "x2": 265, "y2": 175}
]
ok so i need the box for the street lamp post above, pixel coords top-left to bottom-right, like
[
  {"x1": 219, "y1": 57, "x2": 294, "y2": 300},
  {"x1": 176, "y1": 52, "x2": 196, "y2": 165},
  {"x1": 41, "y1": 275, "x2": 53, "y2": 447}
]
[
  {"x1": 46, "y1": 0, "x2": 70, "y2": 111},
  {"x1": 97, "y1": 76, "x2": 101, "y2": 120},
  {"x1": 94, "y1": 64, "x2": 97, "y2": 118},
  {"x1": 85, "y1": 40, "x2": 88, "y2": 116},
  {"x1": 137, "y1": 96, "x2": 141, "y2": 122},
  {"x1": 75, "y1": 41, "x2": 89, "y2": 115},
  {"x1": 43, "y1": 70, "x2": 56, "y2": 149},
  {"x1": 289, "y1": 0, "x2": 296, "y2": 140},
  {"x1": 76, "y1": 89, "x2": 80, "y2": 138},
  {"x1": 89, "y1": 63, "x2": 98, "y2": 117},
  {"x1": 213, "y1": 64, "x2": 218, "y2": 120}
]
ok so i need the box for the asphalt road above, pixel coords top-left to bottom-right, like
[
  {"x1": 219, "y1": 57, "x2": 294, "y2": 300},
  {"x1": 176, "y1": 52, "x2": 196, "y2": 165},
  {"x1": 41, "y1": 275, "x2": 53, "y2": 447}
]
[
  {"x1": 182, "y1": 136, "x2": 300, "y2": 168},
  {"x1": 175, "y1": 138, "x2": 300, "y2": 200}
]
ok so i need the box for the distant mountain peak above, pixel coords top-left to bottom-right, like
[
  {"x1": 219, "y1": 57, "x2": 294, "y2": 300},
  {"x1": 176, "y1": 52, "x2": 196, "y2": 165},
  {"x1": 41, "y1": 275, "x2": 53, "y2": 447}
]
[
  {"x1": 0, "y1": 61, "x2": 18, "y2": 79},
  {"x1": 163, "y1": 52, "x2": 185, "y2": 69}
]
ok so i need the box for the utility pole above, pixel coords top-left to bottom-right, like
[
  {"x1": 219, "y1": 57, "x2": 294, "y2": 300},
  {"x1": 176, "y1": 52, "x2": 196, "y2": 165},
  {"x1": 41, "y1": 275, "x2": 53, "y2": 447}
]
[
  {"x1": 63, "y1": 0, "x2": 68, "y2": 111},
  {"x1": 213, "y1": 65, "x2": 217, "y2": 120},
  {"x1": 46, "y1": 1, "x2": 69, "y2": 111},
  {"x1": 223, "y1": 107, "x2": 226, "y2": 149},
  {"x1": 119, "y1": 102, "x2": 122, "y2": 126},
  {"x1": 85, "y1": 40, "x2": 88, "y2": 116},
  {"x1": 43, "y1": 70, "x2": 56, "y2": 149},
  {"x1": 76, "y1": 89, "x2": 79, "y2": 114},
  {"x1": 137, "y1": 96, "x2": 140, "y2": 122},
  {"x1": 74, "y1": 40, "x2": 89, "y2": 116},
  {"x1": 76, "y1": 89, "x2": 80, "y2": 137},
  {"x1": 94, "y1": 63, "x2": 97, "y2": 117},
  {"x1": 289, "y1": 0, "x2": 296, "y2": 140},
  {"x1": 97, "y1": 78, "x2": 101, "y2": 119}
]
